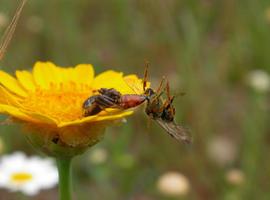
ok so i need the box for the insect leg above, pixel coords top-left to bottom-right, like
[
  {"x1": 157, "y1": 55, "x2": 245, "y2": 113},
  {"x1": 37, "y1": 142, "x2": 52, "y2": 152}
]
[
  {"x1": 166, "y1": 80, "x2": 171, "y2": 100},
  {"x1": 151, "y1": 90, "x2": 164, "y2": 103},
  {"x1": 98, "y1": 88, "x2": 115, "y2": 95},
  {"x1": 95, "y1": 95, "x2": 115, "y2": 108},
  {"x1": 101, "y1": 95, "x2": 123, "y2": 109},
  {"x1": 156, "y1": 77, "x2": 165, "y2": 95},
  {"x1": 160, "y1": 80, "x2": 174, "y2": 108},
  {"x1": 143, "y1": 61, "x2": 149, "y2": 92}
]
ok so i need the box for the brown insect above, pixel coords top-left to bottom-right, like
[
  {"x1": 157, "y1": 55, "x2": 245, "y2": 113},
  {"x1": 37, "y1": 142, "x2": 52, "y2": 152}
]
[
  {"x1": 122, "y1": 62, "x2": 192, "y2": 144},
  {"x1": 82, "y1": 63, "x2": 191, "y2": 144},
  {"x1": 144, "y1": 79, "x2": 191, "y2": 144},
  {"x1": 0, "y1": 0, "x2": 27, "y2": 61},
  {"x1": 82, "y1": 88, "x2": 147, "y2": 116},
  {"x1": 82, "y1": 64, "x2": 152, "y2": 116}
]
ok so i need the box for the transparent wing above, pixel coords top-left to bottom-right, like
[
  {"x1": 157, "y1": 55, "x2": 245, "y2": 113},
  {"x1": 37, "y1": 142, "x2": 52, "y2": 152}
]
[
  {"x1": 123, "y1": 75, "x2": 150, "y2": 94},
  {"x1": 155, "y1": 118, "x2": 192, "y2": 144}
]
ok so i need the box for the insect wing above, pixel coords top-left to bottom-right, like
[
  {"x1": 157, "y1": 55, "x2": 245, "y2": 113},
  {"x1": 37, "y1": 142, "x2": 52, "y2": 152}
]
[
  {"x1": 124, "y1": 75, "x2": 150, "y2": 94},
  {"x1": 155, "y1": 118, "x2": 192, "y2": 144}
]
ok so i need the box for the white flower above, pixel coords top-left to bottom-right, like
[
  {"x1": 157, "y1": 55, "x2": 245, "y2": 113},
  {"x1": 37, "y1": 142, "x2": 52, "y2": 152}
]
[
  {"x1": 207, "y1": 136, "x2": 237, "y2": 166},
  {"x1": 0, "y1": 13, "x2": 8, "y2": 28},
  {"x1": 247, "y1": 70, "x2": 270, "y2": 92},
  {"x1": 0, "y1": 152, "x2": 58, "y2": 196},
  {"x1": 89, "y1": 147, "x2": 108, "y2": 164},
  {"x1": 157, "y1": 171, "x2": 190, "y2": 196},
  {"x1": 225, "y1": 169, "x2": 245, "y2": 185},
  {"x1": 121, "y1": 118, "x2": 127, "y2": 123}
]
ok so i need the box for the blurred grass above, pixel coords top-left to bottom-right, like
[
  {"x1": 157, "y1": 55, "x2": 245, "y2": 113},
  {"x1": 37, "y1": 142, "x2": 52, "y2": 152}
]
[{"x1": 0, "y1": 0, "x2": 270, "y2": 199}]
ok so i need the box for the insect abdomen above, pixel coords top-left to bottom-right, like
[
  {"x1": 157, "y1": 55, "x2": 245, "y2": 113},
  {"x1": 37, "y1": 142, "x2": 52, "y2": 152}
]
[
  {"x1": 82, "y1": 95, "x2": 101, "y2": 116},
  {"x1": 120, "y1": 95, "x2": 146, "y2": 109}
]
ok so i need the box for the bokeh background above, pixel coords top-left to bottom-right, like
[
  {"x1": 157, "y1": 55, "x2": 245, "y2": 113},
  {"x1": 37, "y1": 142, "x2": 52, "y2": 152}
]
[{"x1": 0, "y1": 0, "x2": 270, "y2": 199}]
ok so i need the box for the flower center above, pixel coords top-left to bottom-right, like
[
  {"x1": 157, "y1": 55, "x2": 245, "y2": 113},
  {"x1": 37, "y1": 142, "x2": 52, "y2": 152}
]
[
  {"x1": 11, "y1": 172, "x2": 33, "y2": 183},
  {"x1": 21, "y1": 82, "x2": 93, "y2": 122}
]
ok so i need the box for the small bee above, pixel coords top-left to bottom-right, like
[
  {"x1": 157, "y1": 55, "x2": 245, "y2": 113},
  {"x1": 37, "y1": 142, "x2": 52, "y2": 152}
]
[{"x1": 82, "y1": 88, "x2": 146, "y2": 116}]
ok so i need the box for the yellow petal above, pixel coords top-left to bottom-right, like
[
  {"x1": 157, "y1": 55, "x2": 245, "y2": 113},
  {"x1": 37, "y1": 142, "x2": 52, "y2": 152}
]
[
  {"x1": 124, "y1": 74, "x2": 147, "y2": 94},
  {"x1": 33, "y1": 63, "x2": 94, "y2": 87},
  {"x1": 56, "y1": 67, "x2": 75, "y2": 83},
  {"x1": 73, "y1": 64, "x2": 94, "y2": 84},
  {"x1": 58, "y1": 115, "x2": 98, "y2": 127},
  {"x1": 59, "y1": 121, "x2": 105, "y2": 147},
  {"x1": 0, "y1": 70, "x2": 27, "y2": 97},
  {"x1": 0, "y1": 85, "x2": 22, "y2": 106},
  {"x1": 92, "y1": 71, "x2": 136, "y2": 94},
  {"x1": 33, "y1": 61, "x2": 61, "y2": 88},
  {"x1": 0, "y1": 104, "x2": 38, "y2": 123},
  {"x1": 93, "y1": 110, "x2": 133, "y2": 122},
  {"x1": 16, "y1": 70, "x2": 36, "y2": 92},
  {"x1": 22, "y1": 111, "x2": 58, "y2": 125},
  {"x1": 124, "y1": 74, "x2": 139, "y2": 81},
  {"x1": 58, "y1": 110, "x2": 133, "y2": 128}
]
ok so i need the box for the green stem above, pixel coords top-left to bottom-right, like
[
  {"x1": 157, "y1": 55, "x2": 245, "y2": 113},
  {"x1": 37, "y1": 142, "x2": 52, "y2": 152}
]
[{"x1": 56, "y1": 157, "x2": 73, "y2": 200}]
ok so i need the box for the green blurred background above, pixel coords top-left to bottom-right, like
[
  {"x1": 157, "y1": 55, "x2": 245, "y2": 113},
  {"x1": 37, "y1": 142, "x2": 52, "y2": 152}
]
[{"x1": 0, "y1": 0, "x2": 270, "y2": 199}]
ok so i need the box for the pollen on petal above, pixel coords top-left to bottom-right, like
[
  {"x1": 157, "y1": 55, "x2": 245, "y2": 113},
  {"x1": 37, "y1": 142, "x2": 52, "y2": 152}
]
[
  {"x1": 11, "y1": 172, "x2": 33, "y2": 183},
  {"x1": 20, "y1": 82, "x2": 93, "y2": 123}
]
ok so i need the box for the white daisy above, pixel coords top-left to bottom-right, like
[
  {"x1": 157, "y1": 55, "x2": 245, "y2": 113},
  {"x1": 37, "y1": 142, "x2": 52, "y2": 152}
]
[
  {"x1": 247, "y1": 70, "x2": 270, "y2": 92},
  {"x1": 225, "y1": 168, "x2": 245, "y2": 185},
  {"x1": 207, "y1": 136, "x2": 237, "y2": 166},
  {"x1": 89, "y1": 147, "x2": 108, "y2": 165},
  {"x1": 157, "y1": 171, "x2": 190, "y2": 196},
  {"x1": 0, "y1": 152, "x2": 58, "y2": 196}
]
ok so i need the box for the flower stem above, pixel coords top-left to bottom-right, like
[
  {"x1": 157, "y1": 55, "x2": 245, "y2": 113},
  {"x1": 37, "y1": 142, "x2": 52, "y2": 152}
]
[{"x1": 56, "y1": 157, "x2": 73, "y2": 200}]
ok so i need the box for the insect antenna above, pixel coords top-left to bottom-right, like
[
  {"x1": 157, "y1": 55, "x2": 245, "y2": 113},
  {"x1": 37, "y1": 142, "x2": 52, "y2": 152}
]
[
  {"x1": 156, "y1": 76, "x2": 165, "y2": 94},
  {"x1": 0, "y1": 0, "x2": 27, "y2": 61}
]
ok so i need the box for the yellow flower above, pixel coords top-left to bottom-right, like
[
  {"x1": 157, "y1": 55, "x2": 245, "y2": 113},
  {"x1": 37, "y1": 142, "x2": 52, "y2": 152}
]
[{"x1": 0, "y1": 61, "x2": 144, "y2": 156}]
